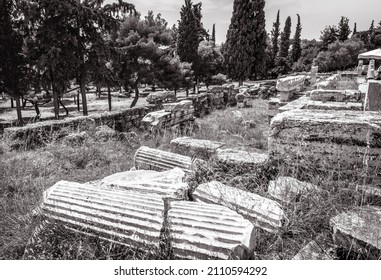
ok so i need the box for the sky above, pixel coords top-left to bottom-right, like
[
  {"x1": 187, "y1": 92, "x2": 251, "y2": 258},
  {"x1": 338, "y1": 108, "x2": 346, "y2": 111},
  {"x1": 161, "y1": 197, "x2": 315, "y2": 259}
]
[{"x1": 106, "y1": 0, "x2": 381, "y2": 43}]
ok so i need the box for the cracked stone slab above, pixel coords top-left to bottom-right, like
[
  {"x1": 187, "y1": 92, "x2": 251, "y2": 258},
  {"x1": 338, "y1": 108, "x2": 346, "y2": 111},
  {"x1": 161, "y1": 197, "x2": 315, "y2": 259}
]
[
  {"x1": 193, "y1": 181, "x2": 286, "y2": 232},
  {"x1": 216, "y1": 148, "x2": 269, "y2": 167},
  {"x1": 330, "y1": 206, "x2": 381, "y2": 252},
  {"x1": 168, "y1": 200, "x2": 256, "y2": 260}
]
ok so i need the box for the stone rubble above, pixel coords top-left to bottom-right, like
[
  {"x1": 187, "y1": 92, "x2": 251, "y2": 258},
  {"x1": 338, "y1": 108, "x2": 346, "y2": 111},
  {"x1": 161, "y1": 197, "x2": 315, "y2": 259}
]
[
  {"x1": 168, "y1": 200, "x2": 256, "y2": 260},
  {"x1": 193, "y1": 181, "x2": 286, "y2": 232},
  {"x1": 216, "y1": 148, "x2": 269, "y2": 168}
]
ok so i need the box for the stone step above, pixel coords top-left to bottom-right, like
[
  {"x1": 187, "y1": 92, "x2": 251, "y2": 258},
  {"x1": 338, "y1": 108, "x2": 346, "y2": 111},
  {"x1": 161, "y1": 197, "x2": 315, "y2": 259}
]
[
  {"x1": 268, "y1": 176, "x2": 322, "y2": 204},
  {"x1": 170, "y1": 137, "x2": 225, "y2": 160},
  {"x1": 134, "y1": 146, "x2": 197, "y2": 175},
  {"x1": 168, "y1": 200, "x2": 256, "y2": 260},
  {"x1": 193, "y1": 181, "x2": 286, "y2": 232},
  {"x1": 41, "y1": 181, "x2": 164, "y2": 250},
  {"x1": 330, "y1": 206, "x2": 381, "y2": 256},
  {"x1": 100, "y1": 168, "x2": 189, "y2": 199},
  {"x1": 216, "y1": 148, "x2": 269, "y2": 169}
]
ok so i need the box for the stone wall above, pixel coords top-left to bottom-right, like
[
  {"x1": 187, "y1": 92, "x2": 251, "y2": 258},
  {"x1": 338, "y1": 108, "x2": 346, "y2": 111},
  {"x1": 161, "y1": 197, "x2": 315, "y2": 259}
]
[
  {"x1": 269, "y1": 109, "x2": 381, "y2": 181},
  {"x1": 3, "y1": 105, "x2": 159, "y2": 149}
]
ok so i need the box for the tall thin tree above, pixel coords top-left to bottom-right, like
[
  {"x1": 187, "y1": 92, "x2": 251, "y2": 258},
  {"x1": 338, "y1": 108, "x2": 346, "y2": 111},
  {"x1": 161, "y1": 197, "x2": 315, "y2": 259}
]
[
  {"x1": 279, "y1": 16, "x2": 292, "y2": 58},
  {"x1": 224, "y1": 0, "x2": 267, "y2": 84},
  {"x1": 270, "y1": 10, "x2": 281, "y2": 62},
  {"x1": 290, "y1": 14, "x2": 302, "y2": 63},
  {"x1": 338, "y1": 16, "x2": 351, "y2": 41}
]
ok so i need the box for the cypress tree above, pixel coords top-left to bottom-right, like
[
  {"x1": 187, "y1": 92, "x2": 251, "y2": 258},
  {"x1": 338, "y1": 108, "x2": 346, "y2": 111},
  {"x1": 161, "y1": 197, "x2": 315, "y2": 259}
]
[
  {"x1": 270, "y1": 10, "x2": 281, "y2": 62},
  {"x1": 279, "y1": 16, "x2": 292, "y2": 58},
  {"x1": 338, "y1": 16, "x2": 351, "y2": 41},
  {"x1": 224, "y1": 0, "x2": 267, "y2": 84},
  {"x1": 290, "y1": 14, "x2": 302, "y2": 62},
  {"x1": 353, "y1": 22, "x2": 357, "y2": 36},
  {"x1": 211, "y1": 23, "x2": 216, "y2": 43}
]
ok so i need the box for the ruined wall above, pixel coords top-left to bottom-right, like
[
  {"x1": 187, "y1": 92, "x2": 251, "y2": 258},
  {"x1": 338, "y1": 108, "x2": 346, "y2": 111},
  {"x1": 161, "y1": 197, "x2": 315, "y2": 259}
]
[{"x1": 269, "y1": 109, "x2": 381, "y2": 181}]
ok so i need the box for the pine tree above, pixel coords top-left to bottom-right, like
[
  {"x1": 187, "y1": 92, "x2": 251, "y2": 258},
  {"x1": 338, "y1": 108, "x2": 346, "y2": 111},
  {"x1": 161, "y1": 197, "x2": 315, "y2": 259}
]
[
  {"x1": 290, "y1": 14, "x2": 302, "y2": 62},
  {"x1": 353, "y1": 22, "x2": 357, "y2": 36},
  {"x1": 338, "y1": 16, "x2": 351, "y2": 41},
  {"x1": 279, "y1": 16, "x2": 292, "y2": 58},
  {"x1": 270, "y1": 10, "x2": 281, "y2": 62},
  {"x1": 224, "y1": 0, "x2": 267, "y2": 84},
  {"x1": 369, "y1": 20, "x2": 375, "y2": 48}
]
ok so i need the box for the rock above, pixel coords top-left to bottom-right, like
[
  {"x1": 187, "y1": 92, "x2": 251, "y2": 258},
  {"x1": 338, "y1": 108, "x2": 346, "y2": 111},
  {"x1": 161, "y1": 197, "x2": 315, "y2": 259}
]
[
  {"x1": 365, "y1": 80, "x2": 381, "y2": 111},
  {"x1": 134, "y1": 146, "x2": 199, "y2": 175},
  {"x1": 216, "y1": 148, "x2": 269, "y2": 167},
  {"x1": 268, "y1": 177, "x2": 322, "y2": 204},
  {"x1": 170, "y1": 137, "x2": 225, "y2": 160},
  {"x1": 163, "y1": 100, "x2": 193, "y2": 112},
  {"x1": 242, "y1": 120, "x2": 256, "y2": 129},
  {"x1": 276, "y1": 75, "x2": 306, "y2": 92},
  {"x1": 193, "y1": 181, "x2": 286, "y2": 232},
  {"x1": 292, "y1": 234, "x2": 334, "y2": 260},
  {"x1": 310, "y1": 89, "x2": 362, "y2": 102},
  {"x1": 146, "y1": 91, "x2": 176, "y2": 104},
  {"x1": 168, "y1": 200, "x2": 256, "y2": 260},
  {"x1": 101, "y1": 168, "x2": 189, "y2": 199},
  {"x1": 330, "y1": 206, "x2": 381, "y2": 256},
  {"x1": 40, "y1": 181, "x2": 164, "y2": 250},
  {"x1": 269, "y1": 109, "x2": 381, "y2": 181}
]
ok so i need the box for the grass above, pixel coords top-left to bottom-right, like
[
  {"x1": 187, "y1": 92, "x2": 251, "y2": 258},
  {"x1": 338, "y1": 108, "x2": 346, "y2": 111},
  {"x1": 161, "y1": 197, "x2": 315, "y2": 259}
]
[{"x1": 0, "y1": 98, "x2": 380, "y2": 260}]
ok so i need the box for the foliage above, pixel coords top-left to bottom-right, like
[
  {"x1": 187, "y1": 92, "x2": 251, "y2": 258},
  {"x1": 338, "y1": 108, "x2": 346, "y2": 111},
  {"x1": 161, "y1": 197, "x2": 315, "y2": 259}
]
[
  {"x1": 320, "y1": 25, "x2": 339, "y2": 50},
  {"x1": 197, "y1": 41, "x2": 224, "y2": 86},
  {"x1": 313, "y1": 37, "x2": 365, "y2": 72},
  {"x1": 290, "y1": 14, "x2": 302, "y2": 63},
  {"x1": 292, "y1": 39, "x2": 322, "y2": 72},
  {"x1": 279, "y1": 16, "x2": 292, "y2": 58},
  {"x1": 338, "y1": 16, "x2": 351, "y2": 41},
  {"x1": 224, "y1": 0, "x2": 267, "y2": 83},
  {"x1": 270, "y1": 10, "x2": 281, "y2": 63},
  {"x1": 0, "y1": 0, "x2": 27, "y2": 123}
]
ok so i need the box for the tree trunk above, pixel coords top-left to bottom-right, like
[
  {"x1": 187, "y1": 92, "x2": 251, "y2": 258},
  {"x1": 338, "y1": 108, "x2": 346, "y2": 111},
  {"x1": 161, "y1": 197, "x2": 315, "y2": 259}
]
[
  {"x1": 239, "y1": 79, "x2": 243, "y2": 86},
  {"x1": 186, "y1": 87, "x2": 189, "y2": 97},
  {"x1": 52, "y1": 87, "x2": 60, "y2": 120},
  {"x1": 80, "y1": 79, "x2": 88, "y2": 116},
  {"x1": 15, "y1": 96, "x2": 23, "y2": 125},
  {"x1": 130, "y1": 83, "x2": 139, "y2": 108},
  {"x1": 107, "y1": 84, "x2": 112, "y2": 111},
  {"x1": 11, "y1": 98, "x2": 14, "y2": 108},
  {"x1": 59, "y1": 98, "x2": 69, "y2": 116},
  {"x1": 33, "y1": 102, "x2": 41, "y2": 120},
  {"x1": 77, "y1": 92, "x2": 81, "y2": 111},
  {"x1": 196, "y1": 78, "x2": 200, "y2": 94}
]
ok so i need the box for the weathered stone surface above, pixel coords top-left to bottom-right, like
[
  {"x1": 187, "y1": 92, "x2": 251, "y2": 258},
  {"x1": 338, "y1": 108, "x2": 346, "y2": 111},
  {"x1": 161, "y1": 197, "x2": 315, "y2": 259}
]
[
  {"x1": 168, "y1": 200, "x2": 256, "y2": 260},
  {"x1": 134, "y1": 146, "x2": 197, "y2": 175},
  {"x1": 268, "y1": 98, "x2": 288, "y2": 119},
  {"x1": 310, "y1": 66, "x2": 318, "y2": 84},
  {"x1": 193, "y1": 181, "x2": 286, "y2": 232},
  {"x1": 279, "y1": 91, "x2": 294, "y2": 102},
  {"x1": 268, "y1": 177, "x2": 322, "y2": 204},
  {"x1": 269, "y1": 109, "x2": 381, "y2": 180},
  {"x1": 141, "y1": 103, "x2": 194, "y2": 130},
  {"x1": 278, "y1": 96, "x2": 309, "y2": 113},
  {"x1": 41, "y1": 181, "x2": 164, "y2": 250},
  {"x1": 94, "y1": 125, "x2": 120, "y2": 141},
  {"x1": 276, "y1": 75, "x2": 306, "y2": 92},
  {"x1": 316, "y1": 74, "x2": 340, "y2": 89},
  {"x1": 170, "y1": 137, "x2": 225, "y2": 160},
  {"x1": 146, "y1": 91, "x2": 176, "y2": 104},
  {"x1": 356, "y1": 185, "x2": 381, "y2": 206},
  {"x1": 310, "y1": 89, "x2": 362, "y2": 102},
  {"x1": 216, "y1": 148, "x2": 269, "y2": 167},
  {"x1": 366, "y1": 80, "x2": 381, "y2": 111},
  {"x1": 367, "y1": 59, "x2": 376, "y2": 79},
  {"x1": 330, "y1": 206, "x2": 381, "y2": 253},
  {"x1": 305, "y1": 101, "x2": 363, "y2": 111},
  {"x1": 101, "y1": 168, "x2": 189, "y2": 199},
  {"x1": 181, "y1": 93, "x2": 214, "y2": 118},
  {"x1": 292, "y1": 234, "x2": 334, "y2": 260}
]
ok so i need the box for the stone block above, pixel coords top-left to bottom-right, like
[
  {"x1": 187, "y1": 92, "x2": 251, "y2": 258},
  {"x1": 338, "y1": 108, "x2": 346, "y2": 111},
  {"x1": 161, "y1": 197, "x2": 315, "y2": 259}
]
[
  {"x1": 216, "y1": 148, "x2": 269, "y2": 168},
  {"x1": 366, "y1": 80, "x2": 381, "y2": 111},
  {"x1": 276, "y1": 75, "x2": 306, "y2": 92},
  {"x1": 146, "y1": 91, "x2": 176, "y2": 104},
  {"x1": 193, "y1": 181, "x2": 286, "y2": 232},
  {"x1": 134, "y1": 146, "x2": 198, "y2": 175},
  {"x1": 310, "y1": 89, "x2": 362, "y2": 102},
  {"x1": 170, "y1": 137, "x2": 225, "y2": 160},
  {"x1": 330, "y1": 206, "x2": 381, "y2": 254},
  {"x1": 41, "y1": 181, "x2": 164, "y2": 250},
  {"x1": 292, "y1": 234, "x2": 334, "y2": 260},
  {"x1": 279, "y1": 91, "x2": 294, "y2": 102},
  {"x1": 268, "y1": 177, "x2": 322, "y2": 204},
  {"x1": 269, "y1": 109, "x2": 381, "y2": 180},
  {"x1": 168, "y1": 200, "x2": 256, "y2": 260},
  {"x1": 101, "y1": 168, "x2": 189, "y2": 199}
]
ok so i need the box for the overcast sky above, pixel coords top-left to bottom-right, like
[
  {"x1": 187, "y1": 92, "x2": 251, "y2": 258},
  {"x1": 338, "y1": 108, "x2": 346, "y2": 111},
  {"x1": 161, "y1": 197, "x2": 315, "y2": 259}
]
[{"x1": 106, "y1": 0, "x2": 381, "y2": 43}]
